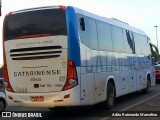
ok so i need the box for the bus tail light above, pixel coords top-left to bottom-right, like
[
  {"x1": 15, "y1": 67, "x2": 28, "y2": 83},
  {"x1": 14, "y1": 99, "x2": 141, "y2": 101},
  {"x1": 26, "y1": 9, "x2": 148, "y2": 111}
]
[
  {"x1": 155, "y1": 71, "x2": 160, "y2": 75},
  {"x1": 62, "y1": 60, "x2": 78, "y2": 91}
]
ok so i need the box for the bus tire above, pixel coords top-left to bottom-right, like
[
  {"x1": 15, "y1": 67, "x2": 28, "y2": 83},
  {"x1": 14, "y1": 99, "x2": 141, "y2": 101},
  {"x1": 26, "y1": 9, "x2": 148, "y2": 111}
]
[
  {"x1": 105, "y1": 82, "x2": 115, "y2": 109},
  {"x1": 142, "y1": 77, "x2": 150, "y2": 94}
]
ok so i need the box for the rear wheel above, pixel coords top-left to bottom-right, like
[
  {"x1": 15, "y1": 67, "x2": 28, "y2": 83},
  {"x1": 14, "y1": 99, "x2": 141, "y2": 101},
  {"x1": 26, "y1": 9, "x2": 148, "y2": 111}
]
[
  {"x1": 105, "y1": 82, "x2": 115, "y2": 109},
  {"x1": 142, "y1": 77, "x2": 150, "y2": 94}
]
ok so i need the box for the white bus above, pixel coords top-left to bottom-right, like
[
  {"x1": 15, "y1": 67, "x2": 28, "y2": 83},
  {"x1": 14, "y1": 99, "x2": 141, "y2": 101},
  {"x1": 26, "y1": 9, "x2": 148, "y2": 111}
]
[{"x1": 3, "y1": 5, "x2": 155, "y2": 109}]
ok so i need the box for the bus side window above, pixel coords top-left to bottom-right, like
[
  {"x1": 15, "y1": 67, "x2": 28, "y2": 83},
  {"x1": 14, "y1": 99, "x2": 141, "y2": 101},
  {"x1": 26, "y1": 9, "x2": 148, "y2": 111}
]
[{"x1": 80, "y1": 18, "x2": 85, "y2": 31}]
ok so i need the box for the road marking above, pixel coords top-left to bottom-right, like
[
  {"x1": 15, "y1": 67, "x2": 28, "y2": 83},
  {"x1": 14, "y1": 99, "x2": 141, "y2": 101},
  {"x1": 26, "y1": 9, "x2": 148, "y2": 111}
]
[
  {"x1": 100, "y1": 92, "x2": 160, "y2": 120},
  {"x1": 120, "y1": 92, "x2": 160, "y2": 111}
]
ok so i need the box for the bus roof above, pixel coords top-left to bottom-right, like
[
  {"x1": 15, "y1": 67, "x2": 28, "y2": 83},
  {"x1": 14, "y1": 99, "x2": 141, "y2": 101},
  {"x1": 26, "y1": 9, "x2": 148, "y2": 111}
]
[{"x1": 10, "y1": 5, "x2": 147, "y2": 36}]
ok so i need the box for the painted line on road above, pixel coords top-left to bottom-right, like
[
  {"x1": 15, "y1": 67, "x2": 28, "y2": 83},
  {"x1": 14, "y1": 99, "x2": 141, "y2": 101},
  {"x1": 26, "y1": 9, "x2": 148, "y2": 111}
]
[
  {"x1": 120, "y1": 92, "x2": 160, "y2": 111},
  {"x1": 101, "y1": 92, "x2": 160, "y2": 120}
]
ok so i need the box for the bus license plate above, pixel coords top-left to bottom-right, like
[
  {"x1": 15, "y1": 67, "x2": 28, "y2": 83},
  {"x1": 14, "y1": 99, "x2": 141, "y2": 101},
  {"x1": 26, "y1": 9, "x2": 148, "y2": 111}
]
[{"x1": 31, "y1": 96, "x2": 44, "y2": 102}]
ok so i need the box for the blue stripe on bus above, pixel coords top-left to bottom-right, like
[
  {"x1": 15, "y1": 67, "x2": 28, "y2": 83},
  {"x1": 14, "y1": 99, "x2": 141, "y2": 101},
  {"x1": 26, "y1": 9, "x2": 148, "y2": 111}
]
[{"x1": 66, "y1": 6, "x2": 80, "y2": 67}]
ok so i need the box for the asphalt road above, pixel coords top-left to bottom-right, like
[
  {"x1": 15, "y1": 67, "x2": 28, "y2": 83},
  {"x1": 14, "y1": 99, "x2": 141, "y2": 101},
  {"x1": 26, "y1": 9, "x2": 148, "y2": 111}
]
[{"x1": 1, "y1": 84, "x2": 160, "y2": 120}]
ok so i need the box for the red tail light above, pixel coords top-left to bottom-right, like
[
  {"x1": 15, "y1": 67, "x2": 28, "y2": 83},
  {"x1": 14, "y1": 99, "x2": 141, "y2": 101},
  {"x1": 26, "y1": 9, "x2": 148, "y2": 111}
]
[
  {"x1": 155, "y1": 71, "x2": 160, "y2": 75},
  {"x1": 62, "y1": 60, "x2": 78, "y2": 91},
  {"x1": 68, "y1": 61, "x2": 74, "y2": 79},
  {"x1": 3, "y1": 14, "x2": 14, "y2": 92}
]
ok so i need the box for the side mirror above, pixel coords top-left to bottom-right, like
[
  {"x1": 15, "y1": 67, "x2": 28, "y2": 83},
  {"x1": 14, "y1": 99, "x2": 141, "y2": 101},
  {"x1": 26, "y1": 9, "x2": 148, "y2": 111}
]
[{"x1": 80, "y1": 18, "x2": 85, "y2": 31}]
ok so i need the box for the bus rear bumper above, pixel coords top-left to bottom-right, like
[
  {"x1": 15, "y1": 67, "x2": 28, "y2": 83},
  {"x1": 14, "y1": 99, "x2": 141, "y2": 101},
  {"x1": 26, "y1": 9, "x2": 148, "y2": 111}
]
[{"x1": 5, "y1": 86, "x2": 80, "y2": 108}]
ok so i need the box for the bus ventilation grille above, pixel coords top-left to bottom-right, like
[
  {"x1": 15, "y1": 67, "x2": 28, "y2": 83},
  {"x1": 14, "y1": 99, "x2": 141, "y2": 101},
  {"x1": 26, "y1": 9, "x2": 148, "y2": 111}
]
[{"x1": 9, "y1": 46, "x2": 62, "y2": 60}]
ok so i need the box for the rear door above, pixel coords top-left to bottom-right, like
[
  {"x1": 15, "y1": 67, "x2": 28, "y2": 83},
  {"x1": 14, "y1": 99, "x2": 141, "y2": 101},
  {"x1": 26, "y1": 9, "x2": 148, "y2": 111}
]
[{"x1": 4, "y1": 8, "x2": 68, "y2": 93}]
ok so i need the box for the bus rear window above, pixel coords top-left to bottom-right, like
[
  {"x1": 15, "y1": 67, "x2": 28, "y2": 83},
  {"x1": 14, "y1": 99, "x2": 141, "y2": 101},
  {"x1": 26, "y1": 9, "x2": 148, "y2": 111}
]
[{"x1": 4, "y1": 9, "x2": 67, "y2": 41}]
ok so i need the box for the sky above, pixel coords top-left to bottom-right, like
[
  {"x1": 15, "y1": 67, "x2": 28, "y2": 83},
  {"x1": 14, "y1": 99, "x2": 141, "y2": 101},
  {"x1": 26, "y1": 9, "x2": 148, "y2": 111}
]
[{"x1": 0, "y1": 0, "x2": 160, "y2": 64}]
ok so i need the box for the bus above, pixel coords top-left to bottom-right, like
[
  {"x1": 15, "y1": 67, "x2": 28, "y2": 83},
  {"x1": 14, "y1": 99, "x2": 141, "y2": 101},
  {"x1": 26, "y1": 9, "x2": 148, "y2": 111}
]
[{"x1": 3, "y1": 5, "x2": 155, "y2": 109}]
